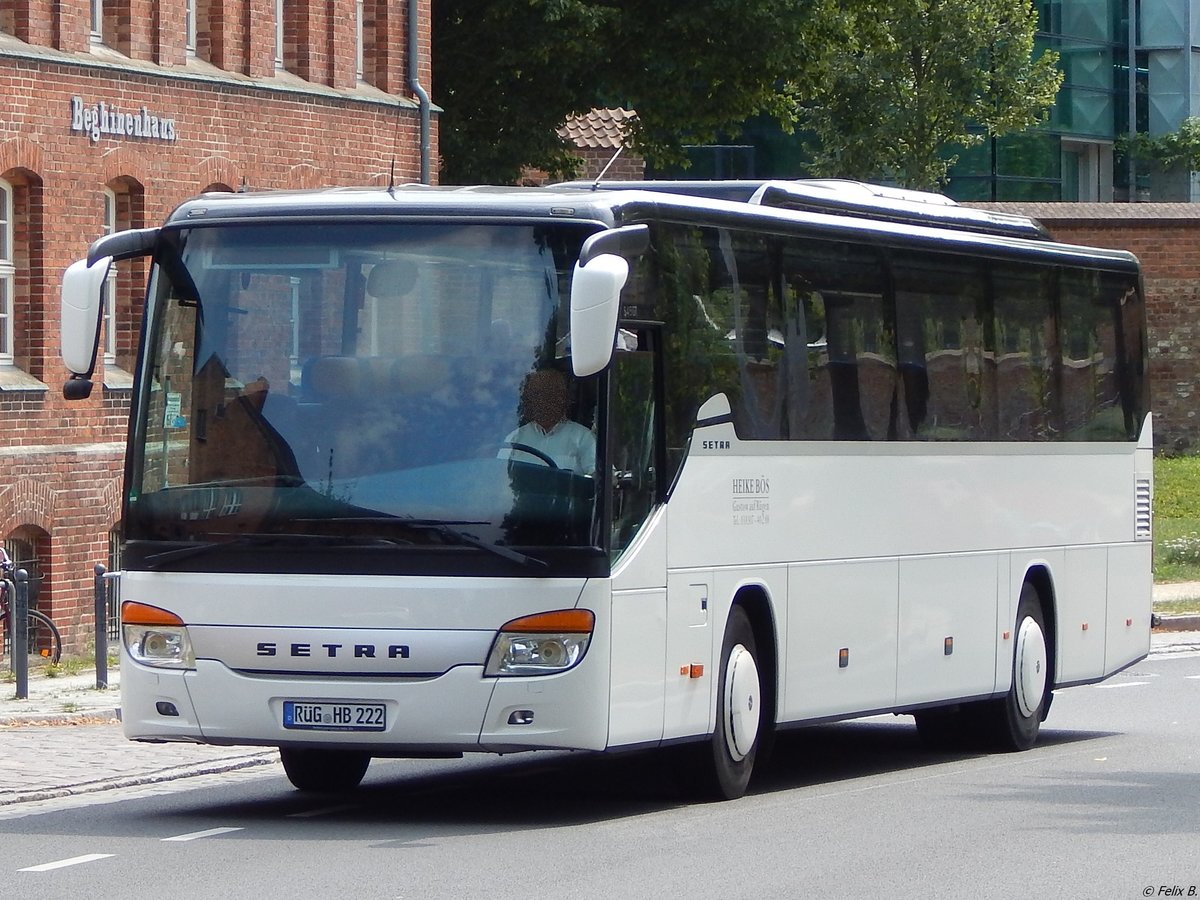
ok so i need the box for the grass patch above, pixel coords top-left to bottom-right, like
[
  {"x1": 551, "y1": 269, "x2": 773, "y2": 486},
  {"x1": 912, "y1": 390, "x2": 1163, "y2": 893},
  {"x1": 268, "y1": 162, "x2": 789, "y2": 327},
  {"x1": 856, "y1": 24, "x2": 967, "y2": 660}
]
[
  {"x1": 1154, "y1": 598, "x2": 1200, "y2": 616},
  {"x1": 1154, "y1": 455, "x2": 1200, "y2": 584}
]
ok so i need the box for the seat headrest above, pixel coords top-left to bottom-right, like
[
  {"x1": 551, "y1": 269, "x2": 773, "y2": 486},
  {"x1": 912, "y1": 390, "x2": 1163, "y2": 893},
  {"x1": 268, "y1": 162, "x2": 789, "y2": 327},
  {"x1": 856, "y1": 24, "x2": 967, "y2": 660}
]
[{"x1": 366, "y1": 260, "x2": 418, "y2": 299}]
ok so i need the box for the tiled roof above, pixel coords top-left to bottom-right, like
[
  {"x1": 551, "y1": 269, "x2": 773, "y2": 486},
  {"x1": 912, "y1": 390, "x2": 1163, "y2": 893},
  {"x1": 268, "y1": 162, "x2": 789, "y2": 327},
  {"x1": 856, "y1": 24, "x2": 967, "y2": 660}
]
[
  {"x1": 966, "y1": 202, "x2": 1200, "y2": 221},
  {"x1": 558, "y1": 108, "x2": 637, "y2": 149}
]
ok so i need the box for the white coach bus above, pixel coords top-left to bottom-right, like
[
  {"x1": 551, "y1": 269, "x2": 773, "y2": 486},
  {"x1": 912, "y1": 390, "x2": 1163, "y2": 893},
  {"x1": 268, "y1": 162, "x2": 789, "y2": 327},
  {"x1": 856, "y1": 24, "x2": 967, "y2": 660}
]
[{"x1": 60, "y1": 180, "x2": 1152, "y2": 800}]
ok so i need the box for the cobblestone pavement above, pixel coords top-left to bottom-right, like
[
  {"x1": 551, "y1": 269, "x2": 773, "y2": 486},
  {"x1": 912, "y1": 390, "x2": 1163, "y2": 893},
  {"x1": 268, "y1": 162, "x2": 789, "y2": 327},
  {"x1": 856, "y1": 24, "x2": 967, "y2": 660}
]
[
  {"x1": 0, "y1": 668, "x2": 277, "y2": 806},
  {"x1": 2, "y1": 597, "x2": 1198, "y2": 807}
]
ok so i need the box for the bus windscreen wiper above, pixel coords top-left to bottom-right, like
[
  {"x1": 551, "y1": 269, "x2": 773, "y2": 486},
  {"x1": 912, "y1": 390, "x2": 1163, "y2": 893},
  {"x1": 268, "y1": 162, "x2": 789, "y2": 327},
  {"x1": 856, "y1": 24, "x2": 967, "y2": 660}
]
[
  {"x1": 305, "y1": 517, "x2": 549, "y2": 569},
  {"x1": 397, "y1": 518, "x2": 548, "y2": 569},
  {"x1": 142, "y1": 532, "x2": 408, "y2": 569}
]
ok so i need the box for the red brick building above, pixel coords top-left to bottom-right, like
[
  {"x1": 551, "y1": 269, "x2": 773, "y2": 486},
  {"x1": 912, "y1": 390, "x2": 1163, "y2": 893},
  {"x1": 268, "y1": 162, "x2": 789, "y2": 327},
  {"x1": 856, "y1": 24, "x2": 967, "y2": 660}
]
[
  {"x1": 557, "y1": 108, "x2": 644, "y2": 183},
  {"x1": 1, "y1": 0, "x2": 434, "y2": 653}
]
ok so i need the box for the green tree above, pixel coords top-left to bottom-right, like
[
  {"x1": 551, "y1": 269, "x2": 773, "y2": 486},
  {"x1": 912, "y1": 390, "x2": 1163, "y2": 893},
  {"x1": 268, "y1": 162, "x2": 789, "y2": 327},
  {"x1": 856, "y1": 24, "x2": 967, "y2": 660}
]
[
  {"x1": 797, "y1": 0, "x2": 1062, "y2": 190},
  {"x1": 1118, "y1": 118, "x2": 1200, "y2": 172},
  {"x1": 432, "y1": 0, "x2": 814, "y2": 184}
]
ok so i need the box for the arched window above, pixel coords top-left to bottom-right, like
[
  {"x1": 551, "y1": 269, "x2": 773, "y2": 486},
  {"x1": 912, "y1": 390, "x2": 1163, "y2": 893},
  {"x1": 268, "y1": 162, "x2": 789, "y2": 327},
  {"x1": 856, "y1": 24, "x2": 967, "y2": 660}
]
[
  {"x1": 3, "y1": 533, "x2": 45, "y2": 612},
  {"x1": 106, "y1": 524, "x2": 123, "y2": 641},
  {"x1": 102, "y1": 187, "x2": 118, "y2": 363},
  {"x1": 102, "y1": 177, "x2": 146, "y2": 379},
  {"x1": 0, "y1": 179, "x2": 12, "y2": 364}
]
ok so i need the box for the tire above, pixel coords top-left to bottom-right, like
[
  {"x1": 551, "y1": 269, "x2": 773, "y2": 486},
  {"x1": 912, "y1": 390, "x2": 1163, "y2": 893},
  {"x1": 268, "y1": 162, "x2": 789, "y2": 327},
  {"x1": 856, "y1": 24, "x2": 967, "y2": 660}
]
[
  {"x1": 974, "y1": 582, "x2": 1049, "y2": 751},
  {"x1": 280, "y1": 748, "x2": 371, "y2": 792},
  {"x1": 694, "y1": 606, "x2": 763, "y2": 800},
  {"x1": 0, "y1": 609, "x2": 63, "y2": 666}
]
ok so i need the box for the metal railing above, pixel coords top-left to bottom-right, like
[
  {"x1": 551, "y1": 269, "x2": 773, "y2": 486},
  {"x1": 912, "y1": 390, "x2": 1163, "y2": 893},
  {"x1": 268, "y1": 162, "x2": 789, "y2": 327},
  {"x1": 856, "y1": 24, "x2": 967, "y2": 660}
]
[
  {"x1": 94, "y1": 564, "x2": 121, "y2": 689},
  {"x1": 6, "y1": 564, "x2": 120, "y2": 697}
]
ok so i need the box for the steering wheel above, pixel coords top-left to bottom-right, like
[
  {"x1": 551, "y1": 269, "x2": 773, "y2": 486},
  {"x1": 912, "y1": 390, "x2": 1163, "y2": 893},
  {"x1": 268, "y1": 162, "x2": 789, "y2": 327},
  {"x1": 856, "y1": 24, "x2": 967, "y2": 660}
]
[{"x1": 500, "y1": 441, "x2": 559, "y2": 469}]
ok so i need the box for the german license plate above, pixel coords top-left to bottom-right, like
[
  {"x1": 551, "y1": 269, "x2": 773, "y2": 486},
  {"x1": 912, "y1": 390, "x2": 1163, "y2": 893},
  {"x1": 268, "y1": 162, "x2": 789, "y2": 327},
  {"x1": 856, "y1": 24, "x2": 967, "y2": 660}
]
[{"x1": 282, "y1": 701, "x2": 386, "y2": 732}]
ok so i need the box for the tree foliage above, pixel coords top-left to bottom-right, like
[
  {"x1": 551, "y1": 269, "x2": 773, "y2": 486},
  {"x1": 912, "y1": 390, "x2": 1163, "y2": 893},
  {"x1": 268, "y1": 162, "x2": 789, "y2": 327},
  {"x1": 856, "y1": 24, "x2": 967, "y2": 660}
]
[
  {"x1": 432, "y1": 0, "x2": 814, "y2": 184},
  {"x1": 797, "y1": 0, "x2": 1063, "y2": 190},
  {"x1": 432, "y1": 0, "x2": 611, "y2": 185},
  {"x1": 1118, "y1": 118, "x2": 1200, "y2": 172},
  {"x1": 432, "y1": 0, "x2": 1062, "y2": 189}
]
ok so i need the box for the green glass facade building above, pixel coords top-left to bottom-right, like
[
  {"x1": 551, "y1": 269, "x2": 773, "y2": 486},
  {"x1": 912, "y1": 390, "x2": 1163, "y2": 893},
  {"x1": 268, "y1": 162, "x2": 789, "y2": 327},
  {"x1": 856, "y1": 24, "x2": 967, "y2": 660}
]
[
  {"x1": 667, "y1": 0, "x2": 1199, "y2": 202},
  {"x1": 951, "y1": 0, "x2": 1133, "y2": 201}
]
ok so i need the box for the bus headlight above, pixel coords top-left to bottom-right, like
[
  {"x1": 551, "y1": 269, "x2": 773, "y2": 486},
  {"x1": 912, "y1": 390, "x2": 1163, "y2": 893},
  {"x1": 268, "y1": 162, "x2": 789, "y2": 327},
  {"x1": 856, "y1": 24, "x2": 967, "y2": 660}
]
[
  {"x1": 485, "y1": 609, "x2": 594, "y2": 676},
  {"x1": 121, "y1": 601, "x2": 196, "y2": 670}
]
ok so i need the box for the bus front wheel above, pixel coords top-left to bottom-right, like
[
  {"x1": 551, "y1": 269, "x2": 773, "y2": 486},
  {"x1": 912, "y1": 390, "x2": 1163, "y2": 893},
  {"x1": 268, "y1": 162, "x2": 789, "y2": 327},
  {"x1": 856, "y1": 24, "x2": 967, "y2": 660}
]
[
  {"x1": 280, "y1": 748, "x2": 371, "y2": 792},
  {"x1": 976, "y1": 583, "x2": 1049, "y2": 751},
  {"x1": 694, "y1": 606, "x2": 762, "y2": 800}
]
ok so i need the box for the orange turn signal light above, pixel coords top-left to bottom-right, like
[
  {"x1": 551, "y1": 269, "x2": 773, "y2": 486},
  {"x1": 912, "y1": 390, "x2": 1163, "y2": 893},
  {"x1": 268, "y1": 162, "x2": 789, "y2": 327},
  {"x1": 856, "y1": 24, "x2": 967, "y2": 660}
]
[
  {"x1": 500, "y1": 609, "x2": 595, "y2": 634},
  {"x1": 120, "y1": 601, "x2": 186, "y2": 627}
]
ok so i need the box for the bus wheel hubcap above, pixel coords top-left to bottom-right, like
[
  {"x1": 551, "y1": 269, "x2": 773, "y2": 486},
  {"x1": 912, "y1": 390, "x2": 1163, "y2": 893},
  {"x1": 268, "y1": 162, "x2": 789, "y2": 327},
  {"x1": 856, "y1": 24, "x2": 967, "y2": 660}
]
[
  {"x1": 1015, "y1": 617, "x2": 1047, "y2": 719},
  {"x1": 724, "y1": 644, "x2": 760, "y2": 761}
]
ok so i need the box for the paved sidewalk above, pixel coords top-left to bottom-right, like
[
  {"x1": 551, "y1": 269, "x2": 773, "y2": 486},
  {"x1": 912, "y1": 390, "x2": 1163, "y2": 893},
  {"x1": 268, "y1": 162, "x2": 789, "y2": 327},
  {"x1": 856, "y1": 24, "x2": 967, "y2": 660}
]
[
  {"x1": 1151, "y1": 580, "x2": 1200, "y2": 631},
  {"x1": 1, "y1": 587, "x2": 1198, "y2": 808},
  {"x1": 0, "y1": 667, "x2": 277, "y2": 806}
]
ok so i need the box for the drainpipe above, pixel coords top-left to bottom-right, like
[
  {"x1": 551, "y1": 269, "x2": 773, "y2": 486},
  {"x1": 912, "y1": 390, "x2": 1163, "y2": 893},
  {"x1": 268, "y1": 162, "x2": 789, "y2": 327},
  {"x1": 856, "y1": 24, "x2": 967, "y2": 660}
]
[{"x1": 409, "y1": 0, "x2": 432, "y2": 184}]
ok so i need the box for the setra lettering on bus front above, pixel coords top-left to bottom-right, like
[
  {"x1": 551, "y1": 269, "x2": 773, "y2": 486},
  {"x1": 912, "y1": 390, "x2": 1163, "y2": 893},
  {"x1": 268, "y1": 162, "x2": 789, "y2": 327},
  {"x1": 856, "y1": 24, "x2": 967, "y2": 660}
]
[{"x1": 256, "y1": 642, "x2": 410, "y2": 659}]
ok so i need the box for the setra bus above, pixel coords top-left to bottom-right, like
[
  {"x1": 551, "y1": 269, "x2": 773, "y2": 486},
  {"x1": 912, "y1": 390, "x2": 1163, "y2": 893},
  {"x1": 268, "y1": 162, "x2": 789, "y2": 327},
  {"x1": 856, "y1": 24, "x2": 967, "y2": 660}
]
[{"x1": 60, "y1": 180, "x2": 1153, "y2": 799}]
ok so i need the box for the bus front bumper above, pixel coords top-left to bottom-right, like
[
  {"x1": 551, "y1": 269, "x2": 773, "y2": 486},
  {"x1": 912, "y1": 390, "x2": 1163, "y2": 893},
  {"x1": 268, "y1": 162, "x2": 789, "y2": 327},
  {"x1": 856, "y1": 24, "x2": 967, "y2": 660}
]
[{"x1": 120, "y1": 658, "x2": 610, "y2": 754}]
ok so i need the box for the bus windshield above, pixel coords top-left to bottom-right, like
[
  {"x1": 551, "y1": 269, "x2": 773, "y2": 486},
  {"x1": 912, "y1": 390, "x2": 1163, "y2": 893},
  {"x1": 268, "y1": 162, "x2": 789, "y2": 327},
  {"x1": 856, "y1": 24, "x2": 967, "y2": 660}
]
[{"x1": 125, "y1": 221, "x2": 604, "y2": 565}]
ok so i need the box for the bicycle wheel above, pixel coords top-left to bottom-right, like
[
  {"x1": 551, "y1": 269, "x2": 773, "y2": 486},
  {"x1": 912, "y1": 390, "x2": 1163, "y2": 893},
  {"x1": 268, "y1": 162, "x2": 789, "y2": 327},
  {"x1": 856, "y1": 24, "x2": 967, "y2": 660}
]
[
  {"x1": 26, "y1": 610, "x2": 63, "y2": 664},
  {"x1": 1, "y1": 609, "x2": 63, "y2": 665}
]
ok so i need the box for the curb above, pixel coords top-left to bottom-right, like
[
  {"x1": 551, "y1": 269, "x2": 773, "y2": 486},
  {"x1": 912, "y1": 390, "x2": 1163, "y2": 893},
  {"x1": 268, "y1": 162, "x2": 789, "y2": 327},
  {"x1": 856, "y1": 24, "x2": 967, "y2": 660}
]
[
  {"x1": 1153, "y1": 614, "x2": 1200, "y2": 632},
  {"x1": 0, "y1": 708, "x2": 121, "y2": 727},
  {"x1": 0, "y1": 753, "x2": 278, "y2": 807}
]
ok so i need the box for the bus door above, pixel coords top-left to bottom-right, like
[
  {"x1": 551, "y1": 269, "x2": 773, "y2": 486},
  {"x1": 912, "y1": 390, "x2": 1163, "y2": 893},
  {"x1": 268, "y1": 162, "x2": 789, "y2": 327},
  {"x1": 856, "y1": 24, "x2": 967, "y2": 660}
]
[{"x1": 606, "y1": 324, "x2": 674, "y2": 748}]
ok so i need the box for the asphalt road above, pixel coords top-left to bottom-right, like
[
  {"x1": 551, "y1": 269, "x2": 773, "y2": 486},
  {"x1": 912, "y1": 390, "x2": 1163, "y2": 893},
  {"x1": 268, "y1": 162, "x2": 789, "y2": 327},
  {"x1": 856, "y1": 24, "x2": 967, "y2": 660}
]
[{"x1": 1, "y1": 641, "x2": 1196, "y2": 900}]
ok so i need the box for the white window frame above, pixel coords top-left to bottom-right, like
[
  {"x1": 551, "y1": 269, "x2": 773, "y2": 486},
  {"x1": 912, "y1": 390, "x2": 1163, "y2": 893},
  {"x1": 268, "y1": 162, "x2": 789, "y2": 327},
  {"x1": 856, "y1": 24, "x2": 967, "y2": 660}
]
[
  {"x1": 356, "y1": 0, "x2": 365, "y2": 81},
  {"x1": 0, "y1": 180, "x2": 14, "y2": 364},
  {"x1": 185, "y1": 0, "x2": 197, "y2": 55},
  {"x1": 275, "y1": 0, "x2": 284, "y2": 69},
  {"x1": 90, "y1": 0, "x2": 103, "y2": 45},
  {"x1": 102, "y1": 187, "x2": 118, "y2": 363}
]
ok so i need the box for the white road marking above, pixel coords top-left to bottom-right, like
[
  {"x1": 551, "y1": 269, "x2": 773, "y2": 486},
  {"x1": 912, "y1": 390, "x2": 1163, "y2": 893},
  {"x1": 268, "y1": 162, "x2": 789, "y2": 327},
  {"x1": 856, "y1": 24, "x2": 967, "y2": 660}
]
[
  {"x1": 161, "y1": 826, "x2": 244, "y2": 842},
  {"x1": 19, "y1": 854, "x2": 115, "y2": 872},
  {"x1": 1095, "y1": 681, "x2": 1151, "y2": 689}
]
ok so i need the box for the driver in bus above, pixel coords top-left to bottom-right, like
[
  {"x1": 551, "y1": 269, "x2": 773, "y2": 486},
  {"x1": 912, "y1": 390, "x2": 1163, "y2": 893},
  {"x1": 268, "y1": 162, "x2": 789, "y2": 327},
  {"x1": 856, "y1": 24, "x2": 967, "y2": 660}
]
[{"x1": 500, "y1": 368, "x2": 596, "y2": 475}]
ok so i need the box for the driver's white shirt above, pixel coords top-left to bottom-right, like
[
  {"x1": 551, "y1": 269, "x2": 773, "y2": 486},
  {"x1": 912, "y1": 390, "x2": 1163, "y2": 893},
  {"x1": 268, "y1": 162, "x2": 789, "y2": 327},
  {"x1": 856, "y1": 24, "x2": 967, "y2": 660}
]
[{"x1": 501, "y1": 420, "x2": 596, "y2": 475}]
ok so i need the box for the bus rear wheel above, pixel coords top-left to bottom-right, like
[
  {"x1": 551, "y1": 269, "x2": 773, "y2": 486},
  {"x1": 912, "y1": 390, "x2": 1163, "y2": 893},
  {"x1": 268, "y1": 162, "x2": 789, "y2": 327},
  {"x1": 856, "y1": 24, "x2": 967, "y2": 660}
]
[
  {"x1": 693, "y1": 606, "x2": 762, "y2": 801},
  {"x1": 280, "y1": 748, "x2": 371, "y2": 792},
  {"x1": 974, "y1": 583, "x2": 1049, "y2": 751}
]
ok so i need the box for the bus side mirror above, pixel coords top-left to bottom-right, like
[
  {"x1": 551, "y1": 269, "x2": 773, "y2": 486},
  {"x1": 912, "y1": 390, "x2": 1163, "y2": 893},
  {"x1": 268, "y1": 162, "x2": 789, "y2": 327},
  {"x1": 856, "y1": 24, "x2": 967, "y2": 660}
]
[
  {"x1": 570, "y1": 253, "x2": 629, "y2": 378},
  {"x1": 60, "y1": 256, "x2": 112, "y2": 398}
]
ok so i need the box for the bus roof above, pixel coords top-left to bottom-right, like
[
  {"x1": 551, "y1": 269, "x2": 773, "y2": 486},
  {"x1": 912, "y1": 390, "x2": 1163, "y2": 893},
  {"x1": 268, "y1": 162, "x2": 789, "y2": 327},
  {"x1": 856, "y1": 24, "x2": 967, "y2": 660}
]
[
  {"x1": 554, "y1": 178, "x2": 1052, "y2": 241},
  {"x1": 155, "y1": 182, "x2": 1135, "y2": 273}
]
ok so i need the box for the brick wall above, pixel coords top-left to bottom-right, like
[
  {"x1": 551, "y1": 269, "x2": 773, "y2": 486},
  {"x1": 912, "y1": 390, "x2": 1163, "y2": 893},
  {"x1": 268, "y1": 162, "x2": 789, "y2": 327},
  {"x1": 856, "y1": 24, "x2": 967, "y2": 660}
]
[{"x1": 0, "y1": 0, "x2": 434, "y2": 654}]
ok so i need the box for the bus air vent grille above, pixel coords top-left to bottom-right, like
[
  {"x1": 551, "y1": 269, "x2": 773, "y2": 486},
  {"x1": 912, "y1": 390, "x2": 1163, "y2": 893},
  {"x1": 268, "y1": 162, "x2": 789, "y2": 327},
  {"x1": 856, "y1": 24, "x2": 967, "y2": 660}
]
[{"x1": 1135, "y1": 478, "x2": 1152, "y2": 541}]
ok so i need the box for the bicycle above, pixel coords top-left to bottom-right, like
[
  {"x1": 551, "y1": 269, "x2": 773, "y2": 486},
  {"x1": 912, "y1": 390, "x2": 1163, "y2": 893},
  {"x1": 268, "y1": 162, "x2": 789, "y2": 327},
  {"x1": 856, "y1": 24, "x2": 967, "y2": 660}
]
[{"x1": 0, "y1": 548, "x2": 63, "y2": 666}]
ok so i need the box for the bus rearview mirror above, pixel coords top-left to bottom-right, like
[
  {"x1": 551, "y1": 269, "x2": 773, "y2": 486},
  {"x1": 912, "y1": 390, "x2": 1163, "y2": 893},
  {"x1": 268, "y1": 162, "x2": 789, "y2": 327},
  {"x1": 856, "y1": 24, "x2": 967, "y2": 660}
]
[
  {"x1": 61, "y1": 256, "x2": 111, "y2": 380},
  {"x1": 570, "y1": 253, "x2": 629, "y2": 377}
]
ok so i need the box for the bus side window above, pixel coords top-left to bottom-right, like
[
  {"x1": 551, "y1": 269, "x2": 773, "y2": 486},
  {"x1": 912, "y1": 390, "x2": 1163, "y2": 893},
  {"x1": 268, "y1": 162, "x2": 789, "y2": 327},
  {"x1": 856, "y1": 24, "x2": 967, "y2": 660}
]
[
  {"x1": 610, "y1": 341, "x2": 657, "y2": 556},
  {"x1": 892, "y1": 254, "x2": 995, "y2": 441},
  {"x1": 780, "y1": 240, "x2": 889, "y2": 441},
  {"x1": 993, "y1": 265, "x2": 1055, "y2": 440}
]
